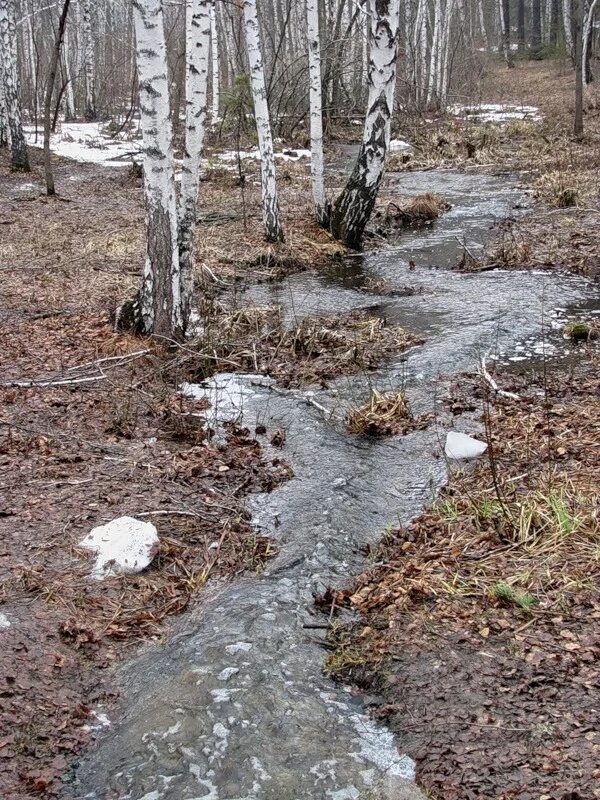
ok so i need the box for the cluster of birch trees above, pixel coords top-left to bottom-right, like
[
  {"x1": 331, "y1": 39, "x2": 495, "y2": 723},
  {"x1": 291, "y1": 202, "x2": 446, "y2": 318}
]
[{"x1": 1, "y1": 0, "x2": 598, "y2": 338}]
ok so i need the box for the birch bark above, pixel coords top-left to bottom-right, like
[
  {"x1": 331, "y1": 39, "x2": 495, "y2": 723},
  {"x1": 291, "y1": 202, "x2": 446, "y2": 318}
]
[
  {"x1": 210, "y1": 1, "x2": 219, "y2": 119},
  {"x1": 329, "y1": 0, "x2": 400, "y2": 248},
  {"x1": 306, "y1": 0, "x2": 326, "y2": 223},
  {"x1": 81, "y1": 0, "x2": 96, "y2": 119},
  {"x1": 132, "y1": 0, "x2": 183, "y2": 337},
  {"x1": 243, "y1": 0, "x2": 284, "y2": 242},
  {"x1": 0, "y1": 0, "x2": 29, "y2": 170},
  {"x1": 179, "y1": 0, "x2": 211, "y2": 326},
  {"x1": 583, "y1": 0, "x2": 598, "y2": 82}
]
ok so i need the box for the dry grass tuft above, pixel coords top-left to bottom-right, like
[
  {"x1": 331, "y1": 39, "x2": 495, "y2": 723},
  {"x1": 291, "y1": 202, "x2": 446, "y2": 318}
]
[{"x1": 346, "y1": 388, "x2": 425, "y2": 436}]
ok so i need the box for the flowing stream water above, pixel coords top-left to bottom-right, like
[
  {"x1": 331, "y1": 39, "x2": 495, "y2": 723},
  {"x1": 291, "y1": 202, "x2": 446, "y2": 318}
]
[{"x1": 74, "y1": 170, "x2": 597, "y2": 800}]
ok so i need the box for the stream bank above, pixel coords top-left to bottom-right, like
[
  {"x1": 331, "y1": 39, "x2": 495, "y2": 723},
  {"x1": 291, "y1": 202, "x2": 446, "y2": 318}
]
[{"x1": 72, "y1": 168, "x2": 597, "y2": 800}]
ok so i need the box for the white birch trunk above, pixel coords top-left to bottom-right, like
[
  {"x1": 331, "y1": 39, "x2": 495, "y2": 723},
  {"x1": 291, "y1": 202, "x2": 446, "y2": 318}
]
[
  {"x1": 179, "y1": 0, "x2": 211, "y2": 324},
  {"x1": 306, "y1": 0, "x2": 326, "y2": 223},
  {"x1": 478, "y1": 0, "x2": 489, "y2": 49},
  {"x1": 330, "y1": 0, "x2": 400, "y2": 248},
  {"x1": 427, "y1": 0, "x2": 442, "y2": 106},
  {"x1": 82, "y1": 0, "x2": 96, "y2": 119},
  {"x1": 210, "y1": 1, "x2": 219, "y2": 119},
  {"x1": 243, "y1": 0, "x2": 284, "y2": 242},
  {"x1": 0, "y1": 0, "x2": 29, "y2": 170},
  {"x1": 63, "y1": 25, "x2": 76, "y2": 120},
  {"x1": 0, "y1": 61, "x2": 8, "y2": 147},
  {"x1": 132, "y1": 0, "x2": 183, "y2": 337},
  {"x1": 563, "y1": 0, "x2": 574, "y2": 54},
  {"x1": 583, "y1": 0, "x2": 599, "y2": 82}
]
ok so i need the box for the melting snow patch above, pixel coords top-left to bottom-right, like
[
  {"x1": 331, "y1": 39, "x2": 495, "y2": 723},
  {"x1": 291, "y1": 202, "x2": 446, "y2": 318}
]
[
  {"x1": 80, "y1": 516, "x2": 159, "y2": 579},
  {"x1": 25, "y1": 122, "x2": 142, "y2": 166},
  {"x1": 0, "y1": 612, "x2": 11, "y2": 629},
  {"x1": 449, "y1": 103, "x2": 541, "y2": 123},
  {"x1": 217, "y1": 667, "x2": 239, "y2": 681},
  {"x1": 350, "y1": 712, "x2": 416, "y2": 780},
  {"x1": 389, "y1": 138, "x2": 414, "y2": 153},
  {"x1": 225, "y1": 641, "x2": 253, "y2": 654},
  {"x1": 445, "y1": 431, "x2": 488, "y2": 460}
]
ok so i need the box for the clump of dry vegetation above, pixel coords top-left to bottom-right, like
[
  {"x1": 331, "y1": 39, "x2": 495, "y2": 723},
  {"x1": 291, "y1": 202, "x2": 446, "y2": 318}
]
[
  {"x1": 373, "y1": 192, "x2": 451, "y2": 234},
  {"x1": 186, "y1": 306, "x2": 420, "y2": 388},
  {"x1": 345, "y1": 388, "x2": 428, "y2": 436}
]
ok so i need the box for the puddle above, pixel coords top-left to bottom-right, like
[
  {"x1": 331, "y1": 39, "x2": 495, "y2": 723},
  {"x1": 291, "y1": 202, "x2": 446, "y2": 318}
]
[{"x1": 73, "y1": 169, "x2": 596, "y2": 800}]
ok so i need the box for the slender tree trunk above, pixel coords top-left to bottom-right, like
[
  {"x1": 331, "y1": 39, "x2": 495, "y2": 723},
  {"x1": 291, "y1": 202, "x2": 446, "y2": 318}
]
[
  {"x1": 532, "y1": 0, "x2": 543, "y2": 50},
  {"x1": 502, "y1": 0, "x2": 514, "y2": 65},
  {"x1": 477, "y1": 0, "x2": 489, "y2": 49},
  {"x1": 329, "y1": 0, "x2": 400, "y2": 249},
  {"x1": 44, "y1": 0, "x2": 72, "y2": 196},
  {"x1": 574, "y1": 0, "x2": 584, "y2": 135},
  {"x1": 81, "y1": 0, "x2": 96, "y2": 120},
  {"x1": 518, "y1": 0, "x2": 526, "y2": 51},
  {"x1": 306, "y1": 0, "x2": 327, "y2": 223},
  {"x1": 563, "y1": 0, "x2": 574, "y2": 55},
  {"x1": 0, "y1": 62, "x2": 8, "y2": 148},
  {"x1": 0, "y1": 0, "x2": 29, "y2": 170},
  {"x1": 179, "y1": 0, "x2": 211, "y2": 326},
  {"x1": 132, "y1": 0, "x2": 184, "y2": 338},
  {"x1": 583, "y1": 0, "x2": 598, "y2": 81},
  {"x1": 243, "y1": 0, "x2": 284, "y2": 242},
  {"x1": 63, "y1": 25, "x2": 76, "y2": 120},
  {"x1": 210, "y1": 1, "x2": 219, "y2": 119},
  {"x1": 550, "y1": 0, "x2": 561, "y2": 43}
]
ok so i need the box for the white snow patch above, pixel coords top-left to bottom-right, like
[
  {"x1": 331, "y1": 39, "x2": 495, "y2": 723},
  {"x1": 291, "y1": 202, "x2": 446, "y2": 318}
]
[
  {"x1": 389, "y1": 138, "x2": 414, "y2": 153},
  {"x1": 327, "y1": 789, "x2": 359, "y2": 800},
  {"x1": 445, "y1": 431, "x2": 488, "y2": 460},
  {"x1": 211, "y1": 147, "x2": 310, "y2": 163},
  {"x1": 449, "y1": 102, "x2": 542, "y2": 123},
  {"x1": 79, "y1": 516, "x2": 159, "y2": 579},
  {"x1": 349, "y1": 711, "x2": 415, "y2": 780},
  {"x1": 25, "y1": 122, "x2": 142, "y2": 166},
  {"x1": 0, "y1": 612, "x2": 11, "y2": 629}
]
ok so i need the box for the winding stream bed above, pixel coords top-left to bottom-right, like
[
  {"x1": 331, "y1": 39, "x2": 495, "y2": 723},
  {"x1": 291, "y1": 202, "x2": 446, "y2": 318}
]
[{"x1": 74, "y1": 170, "x2": 596, "y2": 800}]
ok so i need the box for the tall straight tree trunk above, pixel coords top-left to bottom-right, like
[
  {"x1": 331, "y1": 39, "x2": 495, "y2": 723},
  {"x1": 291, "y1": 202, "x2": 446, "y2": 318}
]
[
  {"x1": 306, "y1": 0, "x2": 326, "y2": 223},
  {"x1": 583, "y1": 0, "x2": 599, "y2": 81},
  {"x1": 44, "y1": 0, "x2": 72, "y2": 196},
  {"x1": 63, "y1": 25, "x2": 76, "y2": 120},
  {"x1": 81, "y1": 0, "x2": 96, "y2": 120},
  {"x1": 532, "y1": 0, "x2": 543, "y2": 50},
  {"x1": 0, "y1": 64, "x2": 8, "y2": 147},
  {"x1": 518, "y1": 0, "x2": 526, "y2": 51},
  {"x1": 0, "y1": 0, "x2": 29, "y2": 170},
  {"x1": 563, "y1": 0, "x2": 574, "y2": 55},
  {"x1": 574, "y1": 0, "x2": 584, "y2": 135},
  {"x1": 210, "y1": 1, "x2": 219, "y2": 119},
  {"x1": 243, "y1": 0, "x2": 284, "y2": 242},
  {"x1": 478, "y1": 0, "x2": 489, "y2": 48},
  {"x1": 179, "y1": 0, "x2": 211, "y2": 326},
  {"x1": 329, "y1": 0, "x2": 400, "y2": 249},
  {"x1": 502, "y1": 0, "x2": 514, "y2": 65},
  {"x1": 132, "y1": 0, "x2": 184, "y2": 338}
]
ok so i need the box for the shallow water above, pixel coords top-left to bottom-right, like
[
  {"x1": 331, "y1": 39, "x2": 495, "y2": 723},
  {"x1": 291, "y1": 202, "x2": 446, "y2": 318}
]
[{"x1": 73, "y1": 171, "x2": 597, "y2": 800}]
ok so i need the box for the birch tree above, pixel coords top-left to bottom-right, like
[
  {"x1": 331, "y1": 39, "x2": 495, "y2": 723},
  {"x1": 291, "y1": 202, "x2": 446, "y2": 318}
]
[
  {"x1": 0, "y1": 0, "x2": 29, "y2": 171},
  {"x1": 243, "y1": 0, "x2": 284, "y2": 242},
  {"x1": 179, "y1": 0, "x2": 211, "y2": 326},
  {"x1": 210, "y1": 1, "x2": 219, "y2": 119},
  {"x1": 44, "y1": 0, "x2": 72, "y2": 195},
  {"x1": 329, "y1": 0, "x2": 400, "y2": 248},
  {"x1": 306, "y1": 0, "x2": 327, "y2": 223},
  {"x1": 132, "y1": 0, "x2": 184, "y2": 338},
  {"x1": 81, "y1": 0, "x2": 96, "y2": 119}
]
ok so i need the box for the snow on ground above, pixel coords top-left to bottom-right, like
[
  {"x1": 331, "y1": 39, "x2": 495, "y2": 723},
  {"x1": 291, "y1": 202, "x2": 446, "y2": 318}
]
[
  {"x1": 449, "y1": 103, "x2": 542, "y2": 123},
  {"x1": 24, "y1": 121, "x2": 312, "y2": 169},
  {"x1": 25, "y1": 121, "x2": 142, "y2": 167},
  {"x1": 79, "y1": 516, "x2": 160, "y2": 579}
]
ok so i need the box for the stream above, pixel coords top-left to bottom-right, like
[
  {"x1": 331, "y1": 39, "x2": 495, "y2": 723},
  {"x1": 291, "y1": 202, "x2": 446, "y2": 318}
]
[{"x1": 74, "y1": 169, "x2": 597, "y2": 800}]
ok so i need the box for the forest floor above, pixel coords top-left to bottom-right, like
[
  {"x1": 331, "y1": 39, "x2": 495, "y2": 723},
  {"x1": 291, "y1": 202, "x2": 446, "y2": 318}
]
[
  {"x1": 326, "y1": 59, "x2": 600, "y2": 800},
  {"x1": 0, "y1": 57, "x2": 599, "y2": 799}
]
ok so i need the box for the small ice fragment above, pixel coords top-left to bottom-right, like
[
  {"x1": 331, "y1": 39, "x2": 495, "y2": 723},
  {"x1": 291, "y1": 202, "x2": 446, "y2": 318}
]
[{"x1": 445, "y1": 431, "x2": 488, "y2": 460}]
